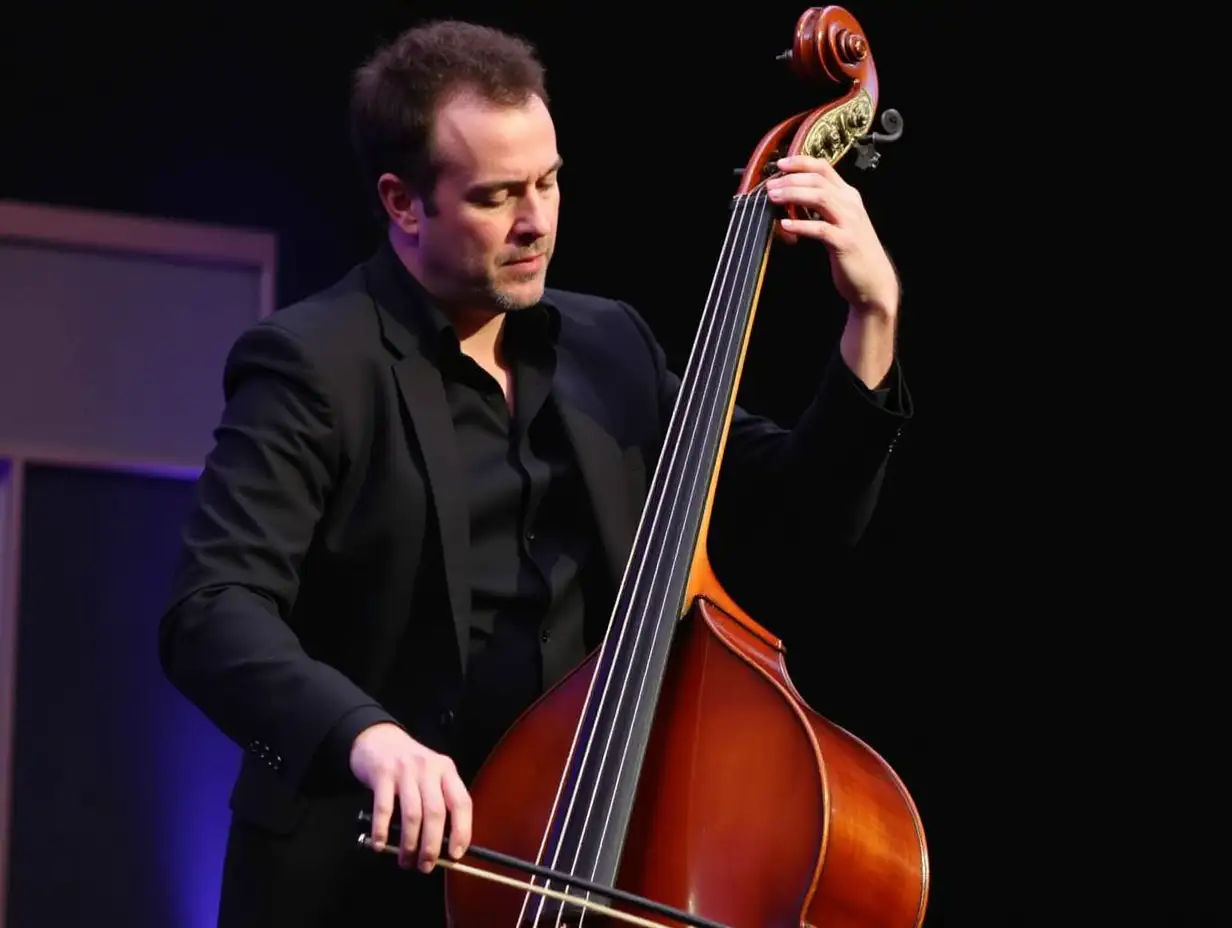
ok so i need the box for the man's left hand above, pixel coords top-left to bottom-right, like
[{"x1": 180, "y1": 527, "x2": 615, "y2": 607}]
[{"x1": 767, "y1": 155, "x2": 899, "y2": 317}]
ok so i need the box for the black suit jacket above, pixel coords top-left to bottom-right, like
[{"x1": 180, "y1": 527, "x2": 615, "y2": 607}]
[{"x1": 158, "y1": 243, "x2": 911, "y2": 924}]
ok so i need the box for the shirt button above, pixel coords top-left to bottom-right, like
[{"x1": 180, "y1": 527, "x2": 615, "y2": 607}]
[
  {"x1": 541, "y1": 629, "x2": 551, "y2": 643},
  {"x1": 525, "y1": 529, "x2": 536, "y2": 541}
]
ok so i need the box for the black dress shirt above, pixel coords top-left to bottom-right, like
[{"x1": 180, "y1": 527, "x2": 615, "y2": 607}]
[
  {"x1": 369, "y1": 268, "x2": 613, "y2": 781},
  {"x1": 429, "y1": 307, "x2": 613, "y2": 778}
]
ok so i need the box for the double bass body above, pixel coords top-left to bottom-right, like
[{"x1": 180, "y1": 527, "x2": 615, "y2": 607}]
[
  {"x1": 448, "y1": 594, "x2": 929, "y2": 928},
  {"x1": 442, "y1": 6, "x2": 929, "y2": 926}
]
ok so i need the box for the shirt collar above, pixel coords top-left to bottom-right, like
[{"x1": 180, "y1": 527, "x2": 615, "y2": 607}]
[{"x1": 373, "y1": 239, "x2": 561, "y2": 363}]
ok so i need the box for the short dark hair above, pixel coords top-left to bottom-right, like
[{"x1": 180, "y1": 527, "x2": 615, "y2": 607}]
[{"x1": 350, "y1": 20, "x2": 549, "y2": 219}]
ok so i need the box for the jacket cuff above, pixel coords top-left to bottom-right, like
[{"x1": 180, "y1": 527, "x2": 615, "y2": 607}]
[
  {"x1": 316, "y1": 704, "x2": 403, "y2": 785},
  {"x1": 839, "y1": 352, "x2": 913, "y2": 417}
]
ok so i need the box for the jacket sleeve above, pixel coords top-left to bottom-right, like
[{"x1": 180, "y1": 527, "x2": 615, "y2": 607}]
[
  {"x1": 616, "y1": 300, "x2": 912, "y2": 611},
  {"x1": 715, "y1": 347, "x2": 911, "y2": 550},
  {"x1": 158, "y1": 320, "x2": 397, "y2": 794}
]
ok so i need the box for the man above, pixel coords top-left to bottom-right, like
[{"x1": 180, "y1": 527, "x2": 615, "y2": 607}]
[{"x1": 158, "y1": 18, "x2": 911, "y2": 928}]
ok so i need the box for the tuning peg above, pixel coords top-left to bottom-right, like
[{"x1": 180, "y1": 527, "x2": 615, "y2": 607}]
[
  {"x1": 852, "y1": 109, "x2": 904, "y2": 172},
  {"x1": 869, "y1": 109, "x2": 904, "y2": 144},
  {"x1": 776, "y1": 49, "x2": 792, "y2": 62}
]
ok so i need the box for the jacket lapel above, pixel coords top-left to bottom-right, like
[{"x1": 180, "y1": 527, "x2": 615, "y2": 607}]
[
  {"x1": 391, "y1": 354, "x2": 472, "y2": 669},
  {"x1": 553, "y1": 370, "x2": 639, "y2": 592},
  {"x1": 363, "y1": 251, "x2": 472, "y2": 675}
]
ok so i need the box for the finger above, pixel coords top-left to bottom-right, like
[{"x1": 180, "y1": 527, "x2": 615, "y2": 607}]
[
  {"x1": 397, "y1": 768, "x2": 423, "y2": 869},
  {"x1": 441, "y1": 768, "x2": 473, "y2": 859},
  {"x1": 417, "y1": 773, "x2": 448, "y2": 872},
  {"x1": 780, "y1": 217, "x2": 842, "y2": 248},
  {"x1": 766, "y1": 168, "x2": 829, "y2": 189},
  {"x1": 777, "y1": 154, "x2": 843, "y2": 184},
  {"x1": 767, "y1": 185, "x2": 840, "y2": 222},
  {"x1": 772, "y1": 220, "x2": 800, "y2": 245},
  {"x1": 773, "y1": 157, "x2": 850, "y2": 201},
  {"x1": 369, "y1": 774, "x2": 395, "y2": 853}
]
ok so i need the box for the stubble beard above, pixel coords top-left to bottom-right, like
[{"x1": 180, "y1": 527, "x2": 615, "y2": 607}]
[
  {"x1": 486, "y1": 249, "x2": 551, "y2": 313},
  {"x1": 423, "y1": 241, "x2": 551, "y2": 315}
]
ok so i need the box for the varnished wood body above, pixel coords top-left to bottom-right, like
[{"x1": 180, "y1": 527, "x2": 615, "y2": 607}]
[{"x1": 445, "y1": 589, "x2": 929, "y2": 928}]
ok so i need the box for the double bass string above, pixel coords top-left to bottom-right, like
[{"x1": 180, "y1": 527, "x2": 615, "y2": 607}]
[
  {"x1": 570, "y1": 188, "x2": 773, "y2": 917},
  {"x1": 520, "y1": 184, "x2": 775, "y2": 928},
  {"x1": 520, "y1": 197, "x2": 759, "y2": 916},
  {"x1": 574, "y1": 186, "x2": 773, "y2": 921},
  {"x1": 524, "y1": 187, "x2": 764, "y2": 926},
  {"x1": 572, "y1": 186, "x2": 770, "y2": 924}
]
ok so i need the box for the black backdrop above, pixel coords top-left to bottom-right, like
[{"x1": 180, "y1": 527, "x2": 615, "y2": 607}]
[{"x1": 1, "y1": 3, "x2": 1037, "y2": 927}]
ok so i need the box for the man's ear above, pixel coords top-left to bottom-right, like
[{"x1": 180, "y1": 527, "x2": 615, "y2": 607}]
[{"x1": 377, "y1": 173, "x2": 418, "y2": 235}]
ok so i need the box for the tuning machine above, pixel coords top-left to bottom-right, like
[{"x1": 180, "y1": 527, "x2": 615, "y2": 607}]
[{"x1": 853, "y1": 108, "x2": 904, "y2": 171}]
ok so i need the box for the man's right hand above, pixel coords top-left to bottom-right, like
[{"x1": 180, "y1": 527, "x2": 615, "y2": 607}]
[{"x1": 349, "y1": 722, "x2": 473, "y2": 873}]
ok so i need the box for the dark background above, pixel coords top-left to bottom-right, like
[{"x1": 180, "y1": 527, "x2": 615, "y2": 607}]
[{"x1": 2, "y1": 3, "x2": 1036, "y2": 926}]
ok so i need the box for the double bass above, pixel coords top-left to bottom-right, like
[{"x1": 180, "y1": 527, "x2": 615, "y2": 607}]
[{"x1": 360, "y1": 6, "x2": 928, "y2": 926}]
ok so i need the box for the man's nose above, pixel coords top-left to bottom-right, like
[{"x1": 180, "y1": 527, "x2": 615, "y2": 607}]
[{"x1": 515, "y1": 193, "x2": 551, "y2": 238}]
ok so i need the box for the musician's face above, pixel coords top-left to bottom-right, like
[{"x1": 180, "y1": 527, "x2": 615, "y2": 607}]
[{"x1": 391, "y1": 90, "x2": 561, "y2": 314}]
